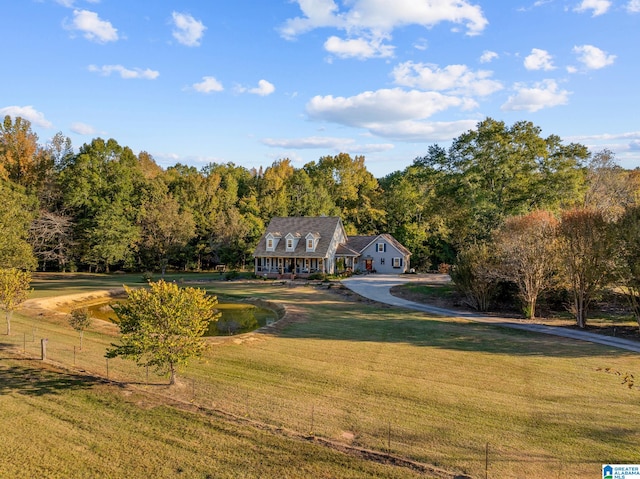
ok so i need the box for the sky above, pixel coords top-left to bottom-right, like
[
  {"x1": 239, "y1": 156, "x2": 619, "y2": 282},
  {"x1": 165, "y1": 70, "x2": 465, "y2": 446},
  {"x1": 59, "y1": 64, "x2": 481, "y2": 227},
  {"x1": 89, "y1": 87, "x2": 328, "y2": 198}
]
[{"x1": 1, "y1": 0, "x2": 639, "y2": 178}]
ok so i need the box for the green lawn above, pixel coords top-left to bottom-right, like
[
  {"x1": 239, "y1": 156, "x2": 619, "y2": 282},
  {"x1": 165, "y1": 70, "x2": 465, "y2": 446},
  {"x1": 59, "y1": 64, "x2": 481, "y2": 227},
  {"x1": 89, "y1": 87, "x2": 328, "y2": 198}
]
[{"x1": 3, "y1": 274, "x2": 640, "y2": 478}]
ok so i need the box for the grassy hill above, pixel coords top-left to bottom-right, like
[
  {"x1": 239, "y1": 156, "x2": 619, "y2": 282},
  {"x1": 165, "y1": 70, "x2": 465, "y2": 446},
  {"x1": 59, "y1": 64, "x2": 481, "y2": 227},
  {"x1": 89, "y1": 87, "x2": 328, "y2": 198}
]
[{"x1": 2, "y1": 273, "x2": 639, "y2": 478}]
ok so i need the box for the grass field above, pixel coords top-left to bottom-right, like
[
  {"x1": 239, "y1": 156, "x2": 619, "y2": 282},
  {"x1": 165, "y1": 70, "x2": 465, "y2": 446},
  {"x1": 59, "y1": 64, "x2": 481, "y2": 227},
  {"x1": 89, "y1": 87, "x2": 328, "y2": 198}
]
[{"x1": 2, "y1": 273, "x2": 640, "y2": 478}]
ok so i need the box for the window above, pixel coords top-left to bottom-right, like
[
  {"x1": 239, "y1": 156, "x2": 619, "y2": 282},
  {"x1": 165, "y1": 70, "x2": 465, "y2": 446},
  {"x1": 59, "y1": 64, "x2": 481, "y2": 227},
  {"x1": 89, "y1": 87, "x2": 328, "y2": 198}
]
[
  {"x1": 392, "y1": 257, "x2": 402, "y2": 268},
  {"x1": 307, "y1": 239, "x2": 314, "y2": 250},
  {"x1": 380, "y1": 258, "x2": 385, "y2": 265},
  {"x1": 267, "y1": 238, "x2": 273, "y2": 249},
  {"x1": 287, "y1": 238, "x2": 293, "y2": 249},
  {"x1": 376, "y1": 243, "x2": 386, "y2": 252}
]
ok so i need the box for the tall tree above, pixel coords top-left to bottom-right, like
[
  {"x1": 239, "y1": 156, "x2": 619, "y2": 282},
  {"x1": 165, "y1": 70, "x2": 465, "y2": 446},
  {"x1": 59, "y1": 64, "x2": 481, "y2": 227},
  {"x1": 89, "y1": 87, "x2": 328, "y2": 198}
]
[
  {"x1": 257, "y1": 159, "x2": 294, "y2": 221},
  {"x1": 558, "y1": 208, "x2": 616, "y2": 328},
  {"x1": 584, "y1": 149, "x2": 637, "y2": 219},
  {"x1": 106, "y1": 280, "x2": 219, "y2": 385},
  {"x1": 0, "y1": 115, "x2": 51, "y2": 191},
  {"x1": 139, "y1": 191, "x2": 196, "y2": 275},
  {"x1": 0, "y1": 268, "x2": 32, "y2": 335},
  {"x1": 493, "y1": 210, "x2": 559, "y2": 319},
  {"x1": 615, "y1": 206, "x2": 640, "y2": 330},
  {"x1": 29, "y1": 210, "x2": 74, "y2": 271},
  {"x1": 59, "y1": 138, "x2": 146, "y2": 271},
  {"x1": 426, "y1": 118, "x2": 588, "y2": 247},
  {"x1": 305, "y1": 153, "x2": 384, "y2": 234},
  {"x1": 0, "y1": 180, "x2": 37, "y2": 270}
]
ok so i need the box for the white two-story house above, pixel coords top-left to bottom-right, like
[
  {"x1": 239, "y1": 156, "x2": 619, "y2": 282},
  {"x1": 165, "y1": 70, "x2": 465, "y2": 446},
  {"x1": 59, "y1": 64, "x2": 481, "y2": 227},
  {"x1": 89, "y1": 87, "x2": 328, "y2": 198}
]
[{"x1": 253, "y1": 216, "x2": 411, "y2": 278}]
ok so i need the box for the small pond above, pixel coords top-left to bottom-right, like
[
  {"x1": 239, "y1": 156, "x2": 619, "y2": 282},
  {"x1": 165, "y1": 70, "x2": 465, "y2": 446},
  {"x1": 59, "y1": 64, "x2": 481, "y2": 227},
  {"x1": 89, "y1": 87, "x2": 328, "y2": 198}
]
[{"x1": 86, "y1": 300, "x2": 277, "y2": 336}]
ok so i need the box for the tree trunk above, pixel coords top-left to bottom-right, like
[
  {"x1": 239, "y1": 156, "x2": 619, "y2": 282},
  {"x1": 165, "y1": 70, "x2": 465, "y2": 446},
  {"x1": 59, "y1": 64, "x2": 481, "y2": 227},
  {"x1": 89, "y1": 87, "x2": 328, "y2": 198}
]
[
  {"x1": 79, "y1": 331, "x2": 84, "y2": 351},
  {"x1": 169, "y1": 363, "x2": 176, "y2": 385},
  {"x1": 5, "y1": 311, "x2": 11, "y2": 335},
  {"x1": 526, "y1": 297, "x2": 536, "y2": 320}
]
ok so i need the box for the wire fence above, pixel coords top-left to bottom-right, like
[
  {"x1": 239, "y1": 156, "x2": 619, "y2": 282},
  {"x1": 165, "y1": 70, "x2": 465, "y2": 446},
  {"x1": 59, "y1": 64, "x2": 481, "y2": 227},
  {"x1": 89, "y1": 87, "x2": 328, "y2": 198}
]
[{"x1": 1, "y1": 313, "x2": 603, "y2": 479}]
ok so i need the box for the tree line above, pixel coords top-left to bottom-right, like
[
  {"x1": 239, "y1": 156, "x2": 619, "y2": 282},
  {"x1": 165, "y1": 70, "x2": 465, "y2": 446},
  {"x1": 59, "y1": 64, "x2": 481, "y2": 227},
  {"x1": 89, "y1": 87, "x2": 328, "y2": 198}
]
[{"x1": 1, "y1": 114, "x2": 640, "y2": 328}]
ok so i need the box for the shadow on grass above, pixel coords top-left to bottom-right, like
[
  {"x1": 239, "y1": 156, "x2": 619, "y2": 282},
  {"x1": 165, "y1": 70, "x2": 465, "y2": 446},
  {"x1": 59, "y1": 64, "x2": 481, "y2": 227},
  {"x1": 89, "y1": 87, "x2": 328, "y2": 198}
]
[
  {"x1": 268, "y1": 316, "x2": 636, "y2": 358},
  {"x1": 0, "y1": 355, "x2": 100, "y2": 396}
]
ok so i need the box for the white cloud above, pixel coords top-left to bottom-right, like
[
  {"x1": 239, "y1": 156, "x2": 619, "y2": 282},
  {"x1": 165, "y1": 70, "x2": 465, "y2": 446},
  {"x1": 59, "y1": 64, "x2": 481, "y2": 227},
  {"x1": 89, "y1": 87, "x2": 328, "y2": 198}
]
[
  {"x1": 249, "y1": 79, "x2": 276, "y2": 96},
  {"x1": 480, "y1": 50, "x2": 498, "y2": 63},
  {"x1": 0, "y1": 105, "x2": 53, "y2": 128},
  {"x1": 263, "y1": 136, "x2": 355, "y2": 149},
  {"x1": 88, "y1": 64, "x2": 159, "y2": 79},
  {"x1": 501, "y1": 79, "x2": 570, "y2": 112},
  {"x1": 171, "y1": 12, "x2": 206, "y2": 47},
  {"x1": 280, "y1": 0, "x2": 488, "y2": 40},
  {"x1": 573, "y1": 44, "x2": 616, "y2": 69},
  {"x1": 366, "y1": 119, "x2": 477, "y2": 142},
  {"x1": 392, "y1": 62, "x2": 503, "y2": 96},
  {"x1": 305, "y1": 88, "x2": 479, "y2": 142},
  {"x1": 192, "y1": 76, "x2": 224, "y2": 93},
  {"x1": 307, "y1": 88, "x2": 475, "y2": 127},
  {"x1": 575, "y1": 0, "x2": 612, "y2": 16},
  {"x1": 68, "y1": 9, "x2": 118, "y2": 43},
  {"x1": 524, "y1": 48, "x2": 555, "y2": 71},
  {"x1": 70, "y1": 122, "x2": 96, "y2": 135},
  {"x1": 262, "y1": 136, "x2": 394, "y2": 154},
  {"x1": 628, "y1": 0, "x2": 640, "y2": 12},
  {"x1": 324, "y1": 34, "x2": 394, "y2": 59}
]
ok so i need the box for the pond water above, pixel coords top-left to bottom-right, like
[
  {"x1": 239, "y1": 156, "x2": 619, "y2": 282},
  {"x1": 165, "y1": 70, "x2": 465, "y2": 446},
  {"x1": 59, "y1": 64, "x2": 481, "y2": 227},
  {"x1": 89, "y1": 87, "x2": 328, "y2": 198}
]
[{"x1": 86, "y1": 300, "x2": 277, "y2": 336}]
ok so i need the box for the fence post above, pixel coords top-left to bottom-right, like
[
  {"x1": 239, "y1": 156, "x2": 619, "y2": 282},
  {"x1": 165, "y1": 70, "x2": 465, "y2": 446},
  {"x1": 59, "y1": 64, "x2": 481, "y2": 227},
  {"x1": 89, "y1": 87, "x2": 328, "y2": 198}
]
[
  {"x1": 41, "y1": 338, "x2": 48, "y2": 360},
  {"x1": 485, "y1": 442, "x2": 489, "y2": 479}
]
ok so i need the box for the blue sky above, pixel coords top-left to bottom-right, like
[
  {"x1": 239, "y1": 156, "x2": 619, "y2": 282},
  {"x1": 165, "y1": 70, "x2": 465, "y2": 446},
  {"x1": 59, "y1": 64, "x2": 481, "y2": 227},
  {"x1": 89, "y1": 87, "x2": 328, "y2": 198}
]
[{"x1": 2, "y1": 0, "x2": 639, "y2": 177}]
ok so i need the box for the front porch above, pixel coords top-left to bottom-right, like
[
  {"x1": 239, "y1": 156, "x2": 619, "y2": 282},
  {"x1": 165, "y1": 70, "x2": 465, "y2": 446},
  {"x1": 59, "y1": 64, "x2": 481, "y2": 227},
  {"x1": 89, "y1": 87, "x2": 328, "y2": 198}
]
[{"x1": 255, "y1": 257, "x2": 327, "y2": 278}]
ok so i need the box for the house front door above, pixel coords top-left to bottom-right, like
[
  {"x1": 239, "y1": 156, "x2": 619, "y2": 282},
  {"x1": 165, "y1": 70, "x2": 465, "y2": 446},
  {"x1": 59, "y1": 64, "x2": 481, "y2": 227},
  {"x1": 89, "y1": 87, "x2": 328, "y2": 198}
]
[{"x1": 365, "y1": 259, "x2": 373, "y2": 271}]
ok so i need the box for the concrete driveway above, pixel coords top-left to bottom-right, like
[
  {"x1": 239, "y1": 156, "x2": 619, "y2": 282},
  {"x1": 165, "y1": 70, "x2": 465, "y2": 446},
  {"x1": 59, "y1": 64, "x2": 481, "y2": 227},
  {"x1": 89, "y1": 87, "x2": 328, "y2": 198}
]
[{"x1": 341, "y1": 274, "x2": 640, "y2": 353}]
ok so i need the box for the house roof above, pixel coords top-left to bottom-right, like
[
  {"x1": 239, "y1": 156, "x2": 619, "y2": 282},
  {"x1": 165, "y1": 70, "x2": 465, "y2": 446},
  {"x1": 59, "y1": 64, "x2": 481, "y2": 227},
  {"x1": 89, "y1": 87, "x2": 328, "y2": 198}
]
[
  {"x1": 253, "y1": 216, "x2": 344, "y2": 258},
  {"x1": 343, "y1": 234, "x2": 412, "y2": 256}
]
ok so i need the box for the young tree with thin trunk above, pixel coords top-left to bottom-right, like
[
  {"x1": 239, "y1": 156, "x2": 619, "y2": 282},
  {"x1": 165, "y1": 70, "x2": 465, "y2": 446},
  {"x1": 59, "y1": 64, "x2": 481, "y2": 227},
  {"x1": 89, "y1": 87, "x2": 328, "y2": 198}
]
[
  {"x1": 558, "y1": 208, "x2": 616, "y2": 328},
  {"x1": 450, "y1": 242, "x2": 498, "y2": 312},
  {"x1": 0, "y1": 268, "x2": 32, "y2": 335},
  {"x1": 615, "y1": 206, "x2": 640, "y2": 331},
  {"x1": 106, "y1": 280, "x2": 219, "y2": 385},
  {"x1": 69, "y1": 307, "x2": 92, "y2": 351},
  {"x1": 493, "y1": 211, "x2": 559, "y2": 319}
]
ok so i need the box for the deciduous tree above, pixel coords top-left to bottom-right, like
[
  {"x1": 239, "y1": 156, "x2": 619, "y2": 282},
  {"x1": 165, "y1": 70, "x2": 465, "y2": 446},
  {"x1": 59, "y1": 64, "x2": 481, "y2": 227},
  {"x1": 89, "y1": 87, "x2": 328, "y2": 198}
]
[
  {"x1": 493, "y1": 210, "x2": 559, "y2": 319},
  {"x1": 615, "y1": 206, "x2": 640, "y2": 331},
  {"x1": 69, "y1": 307, "x2": 92, "y2": 350},
  {"x1": 558, "y1": 208, "x2": 616, "y2": 328},
  {"x1": 106, "y1": 280, "x2": 219, "y2": 385},
  {"x1": 0, "y1": 268, "x2": 32, "y2": 335},
  {"x1": 0, "y1": 180, "x2": 37, "y2": 270}
]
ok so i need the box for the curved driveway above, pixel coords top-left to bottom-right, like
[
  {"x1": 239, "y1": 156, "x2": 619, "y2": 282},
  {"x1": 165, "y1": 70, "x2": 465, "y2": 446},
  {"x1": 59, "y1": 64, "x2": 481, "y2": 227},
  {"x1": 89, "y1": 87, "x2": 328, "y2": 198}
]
[{"x1": 341, "y1": 274, "x2": 640, "y2": 353}]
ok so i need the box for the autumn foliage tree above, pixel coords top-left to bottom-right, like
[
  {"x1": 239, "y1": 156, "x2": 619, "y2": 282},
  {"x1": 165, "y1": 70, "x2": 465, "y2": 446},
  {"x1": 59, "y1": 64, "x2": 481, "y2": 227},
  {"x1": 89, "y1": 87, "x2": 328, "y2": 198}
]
[
  {"x1": 558, "y1": 209, "x2": 616, "y2": 328},
  {"x1": 106, "y1": 280, "x2": 220, "y2": 385},
  {"x1": 493, "y1": 211, "x2": 559, "y2": 319},
  {"x1": 615, "y1": 206, "x2": 640, "y2": 330}
]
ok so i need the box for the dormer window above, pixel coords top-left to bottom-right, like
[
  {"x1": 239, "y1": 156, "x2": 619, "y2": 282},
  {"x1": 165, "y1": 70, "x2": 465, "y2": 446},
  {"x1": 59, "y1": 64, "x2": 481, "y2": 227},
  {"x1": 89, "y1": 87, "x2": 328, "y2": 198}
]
[
  {"x1": 305, "y1": 232, "x2": 319, "y2": 252},
  {"x1": 285, "y1": 233, "x2": 299, "y2": 252},
  {"x1": 266, "y1": 233, "x2": 280, "y2": 252}
]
